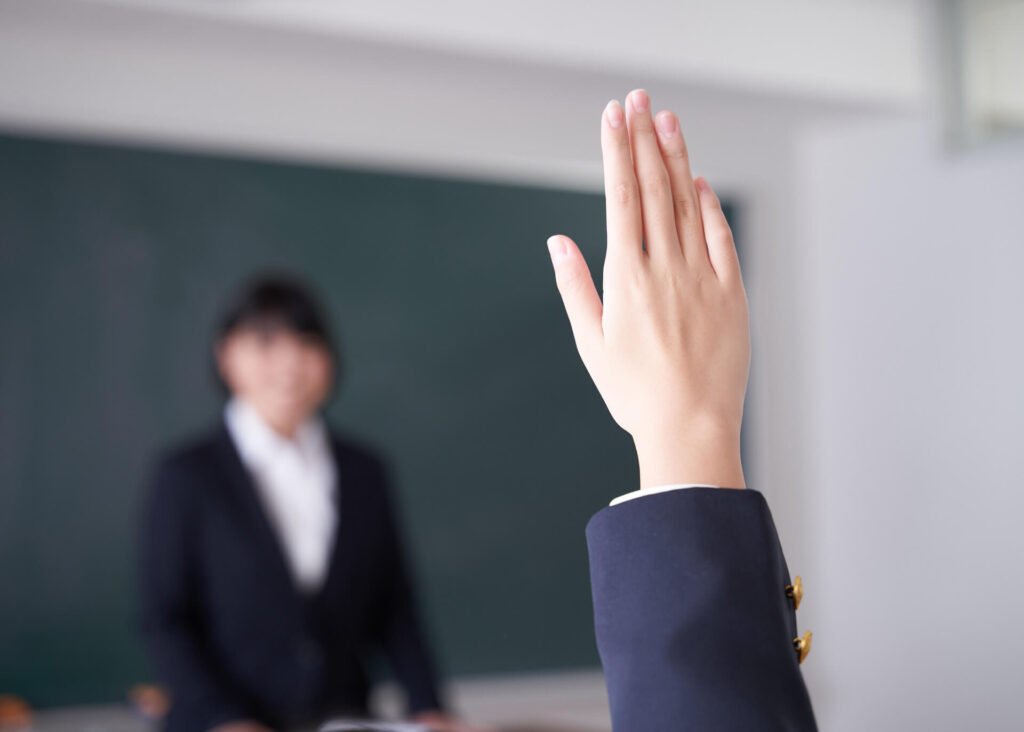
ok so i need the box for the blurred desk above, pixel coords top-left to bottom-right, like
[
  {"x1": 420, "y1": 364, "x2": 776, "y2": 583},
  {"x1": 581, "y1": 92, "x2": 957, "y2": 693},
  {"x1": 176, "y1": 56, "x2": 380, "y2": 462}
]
[
  {"x1": 25, "y1": 669, "x2": 610, "y2": 732},
  {"x1": 22, "y1": 705, "x2": 149, "y2": 732},
  {"x1": 377, "y1": 669, "x2": 611, "y2": 732}
]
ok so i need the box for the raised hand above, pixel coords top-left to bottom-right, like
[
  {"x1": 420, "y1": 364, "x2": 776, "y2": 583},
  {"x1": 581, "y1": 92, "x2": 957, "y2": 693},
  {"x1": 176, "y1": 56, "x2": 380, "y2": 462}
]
[{"x1": 547, "y1": 89, "x2": 750, "y2": 491}]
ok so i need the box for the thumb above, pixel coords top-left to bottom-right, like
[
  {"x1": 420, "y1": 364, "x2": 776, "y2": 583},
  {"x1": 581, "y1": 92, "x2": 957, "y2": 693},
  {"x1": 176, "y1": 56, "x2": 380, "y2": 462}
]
[{"x1": 547, "y1": 235, "x2": 603, "y2": 369}]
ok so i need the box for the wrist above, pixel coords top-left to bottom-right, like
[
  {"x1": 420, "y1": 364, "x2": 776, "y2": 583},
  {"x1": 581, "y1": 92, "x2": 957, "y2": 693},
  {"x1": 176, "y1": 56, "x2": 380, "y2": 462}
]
[{"x1": 632, "y1": 417, "x2": 745, "y2": 490}]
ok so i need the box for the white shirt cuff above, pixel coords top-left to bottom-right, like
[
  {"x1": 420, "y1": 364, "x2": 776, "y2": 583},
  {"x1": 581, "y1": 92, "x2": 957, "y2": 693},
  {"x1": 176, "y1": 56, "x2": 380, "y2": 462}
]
[{"x1": 609, "y1": 483, "x2": 720, "y2": 507}]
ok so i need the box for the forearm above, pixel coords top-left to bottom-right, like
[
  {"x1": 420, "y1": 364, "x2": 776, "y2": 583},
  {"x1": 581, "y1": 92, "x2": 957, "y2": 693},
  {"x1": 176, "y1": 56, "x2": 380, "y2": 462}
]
[
  {"x1": 382, "y1": 602, "x2": 444, "y2": 714},
  {"x1": 141, "y1": 615, "x2": 250, "y2": 727}
]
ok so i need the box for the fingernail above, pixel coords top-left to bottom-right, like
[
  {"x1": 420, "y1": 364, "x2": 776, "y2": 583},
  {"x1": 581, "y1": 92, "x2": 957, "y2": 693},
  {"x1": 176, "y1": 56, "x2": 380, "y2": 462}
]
[
  {"x1": 605, "y1": 100, "x2": 624, "y2": 129},
  {"x1": 630, "y1": 89, "x2": 649, "y2": 113},
  {"x1": 694, "y1": 177, "x2": 709, "y2": 193},
  {"x1": 547, "y1": 235, "x2": 568, "y2": 264},
  {"x1": 655, "y1": 111, "x2": 677, "y2": 138}
]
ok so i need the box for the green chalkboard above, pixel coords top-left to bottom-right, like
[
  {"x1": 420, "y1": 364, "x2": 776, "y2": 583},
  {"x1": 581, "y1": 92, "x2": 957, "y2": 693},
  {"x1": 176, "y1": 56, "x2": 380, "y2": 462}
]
[{"x1": 0, "y1": 132, "x2": 738, "y2": 708}]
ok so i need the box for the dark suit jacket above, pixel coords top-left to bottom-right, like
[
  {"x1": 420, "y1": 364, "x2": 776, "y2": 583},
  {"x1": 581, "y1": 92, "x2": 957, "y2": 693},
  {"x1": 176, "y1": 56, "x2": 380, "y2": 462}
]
[
  {"x1": 587, "y1": 488, "x2": 817, "y2": 731},
  {"x1": 138, "y1": 426, "x2": 443, "y2": 732}
]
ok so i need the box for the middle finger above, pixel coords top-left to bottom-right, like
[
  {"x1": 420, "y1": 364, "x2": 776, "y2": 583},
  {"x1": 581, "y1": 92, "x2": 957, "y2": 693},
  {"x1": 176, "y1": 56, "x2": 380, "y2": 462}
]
[{"x1": 625, "y1": 89, "x2": 681, "y2": 263}]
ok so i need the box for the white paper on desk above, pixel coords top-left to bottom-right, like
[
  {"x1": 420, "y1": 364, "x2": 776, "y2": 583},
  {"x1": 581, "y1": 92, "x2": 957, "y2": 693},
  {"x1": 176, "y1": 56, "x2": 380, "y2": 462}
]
[{"x1": 320, "y1": 721, "x2": 430, "y2": 732}]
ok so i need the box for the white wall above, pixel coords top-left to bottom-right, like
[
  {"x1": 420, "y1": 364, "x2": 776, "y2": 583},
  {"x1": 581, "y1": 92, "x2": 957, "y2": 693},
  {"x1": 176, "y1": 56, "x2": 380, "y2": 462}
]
[
  {"x1": 86, "y1": 0, "x2": 926, "y2": 106},
  {"x1": 798, "y1": 118, "x2": 1024, "y2": 730}
]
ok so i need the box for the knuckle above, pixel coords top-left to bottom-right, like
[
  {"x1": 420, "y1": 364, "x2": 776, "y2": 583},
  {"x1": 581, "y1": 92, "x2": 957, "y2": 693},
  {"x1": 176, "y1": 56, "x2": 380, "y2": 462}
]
[
  {"x1": 664, "y1": 145, "x2": 689, "y2": 161},
  {"x1": 709, "y1": 221, "x2": 734, "y2": 243},
  {"x1": 675, "y1": 194, "x2": 696, "y2": 219},
  {"x1": 639, "y1": 175, "x2": 668, "y2": 198}
]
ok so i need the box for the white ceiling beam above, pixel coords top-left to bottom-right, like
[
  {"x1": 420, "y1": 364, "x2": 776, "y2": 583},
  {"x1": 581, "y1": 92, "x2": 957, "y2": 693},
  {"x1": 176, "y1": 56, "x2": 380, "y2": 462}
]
[{"x1": 86, "y1": 0, "x2": 928, "y2": 106}]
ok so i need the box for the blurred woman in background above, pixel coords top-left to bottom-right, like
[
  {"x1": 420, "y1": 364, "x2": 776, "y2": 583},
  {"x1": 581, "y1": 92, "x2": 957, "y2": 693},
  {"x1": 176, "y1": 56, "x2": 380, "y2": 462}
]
[{"x1": 139, "y1": 275, "x2": 461, "y2": 732}]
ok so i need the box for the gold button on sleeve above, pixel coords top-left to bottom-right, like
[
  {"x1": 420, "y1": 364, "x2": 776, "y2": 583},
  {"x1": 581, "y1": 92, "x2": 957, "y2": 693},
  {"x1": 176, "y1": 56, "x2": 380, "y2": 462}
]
[
  {"x1": 793, "y1": 630, "x2": 813, "y2": 664},
  {"x1": 785, "y1": 575, "x2": 803, "y2": 610}
]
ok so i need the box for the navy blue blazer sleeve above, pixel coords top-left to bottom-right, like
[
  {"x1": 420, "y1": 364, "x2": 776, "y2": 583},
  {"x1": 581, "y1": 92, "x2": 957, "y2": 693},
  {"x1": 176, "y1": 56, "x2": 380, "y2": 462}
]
[{"x1": 586, "y1": 488, "x2": 817, "y2": 732}]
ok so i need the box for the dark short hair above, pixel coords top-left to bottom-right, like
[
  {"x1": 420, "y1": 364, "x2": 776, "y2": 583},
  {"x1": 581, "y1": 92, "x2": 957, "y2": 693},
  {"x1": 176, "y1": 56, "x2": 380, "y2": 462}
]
[{"x1": 214, "y1": 273, "x2": 341, "y2": 390}]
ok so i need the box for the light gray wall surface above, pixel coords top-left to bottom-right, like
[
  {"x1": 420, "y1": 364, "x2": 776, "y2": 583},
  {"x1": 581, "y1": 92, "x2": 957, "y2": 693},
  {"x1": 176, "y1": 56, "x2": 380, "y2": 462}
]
[{"x1": 798, "y1": 118, "x2": 1024, "y2": 731}]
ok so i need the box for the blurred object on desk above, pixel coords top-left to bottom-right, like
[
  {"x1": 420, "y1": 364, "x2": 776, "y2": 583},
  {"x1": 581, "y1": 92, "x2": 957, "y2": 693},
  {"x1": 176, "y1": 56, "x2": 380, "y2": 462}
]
[
  {"x1": 0, "y1": 696, "x2": 32, "y2": 732},
  {"x1": 127, "y1": 684, "x2": 169, "y2": 722},
  {"x1": 321, "y1": 721, "x2": 428, "y2": 731}
]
